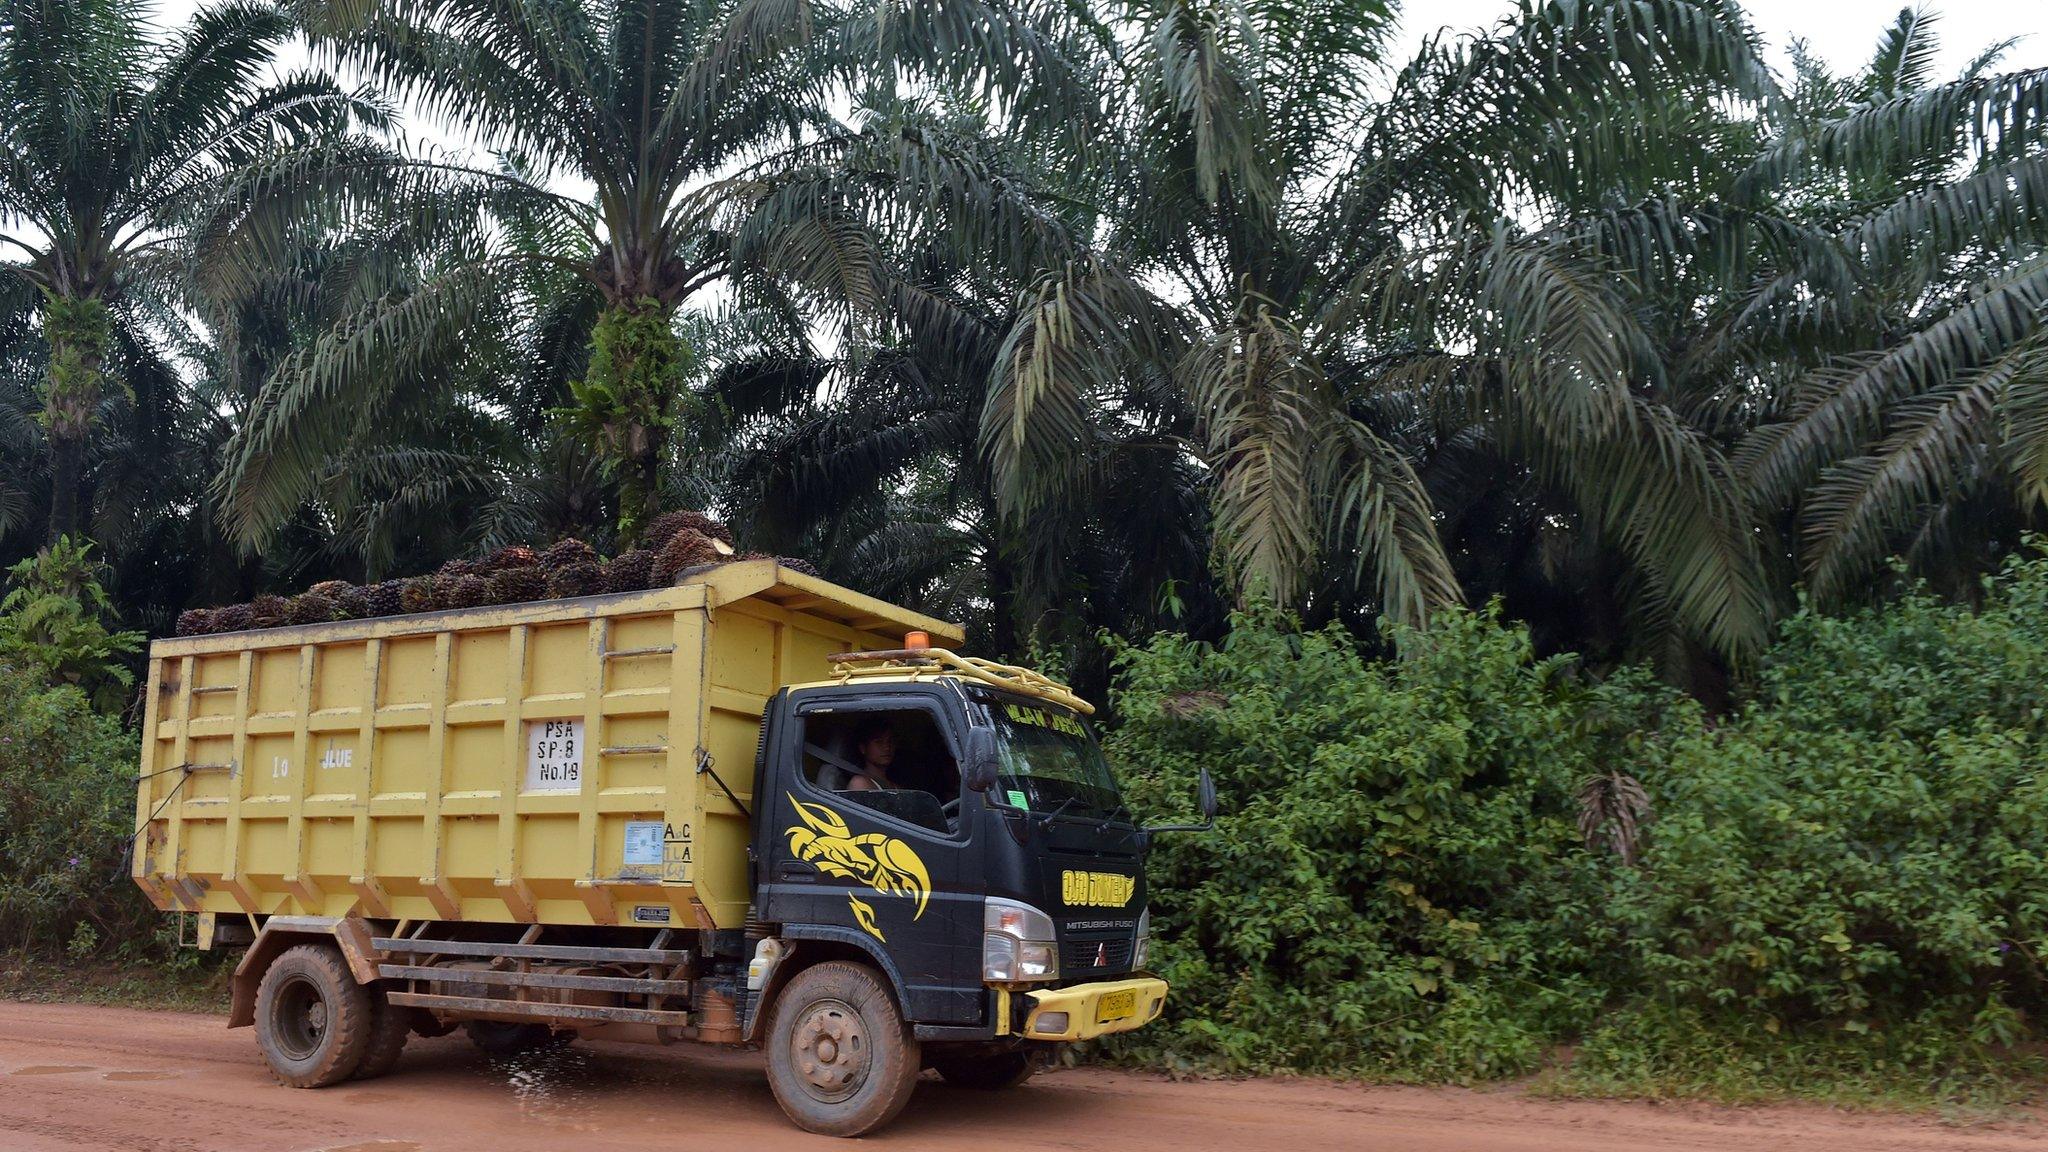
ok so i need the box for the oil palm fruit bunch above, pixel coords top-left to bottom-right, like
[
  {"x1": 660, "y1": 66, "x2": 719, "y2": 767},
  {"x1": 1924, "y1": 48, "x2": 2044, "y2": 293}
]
[
  {"x1": 251, "y1": 594, "x2": 290, "y2": 628},
  {"x1": 447, "y1": 573, "x2": 493, "y2": 609},
  {"x1": 366, "y1": 580, "x2": 405, "y2": 617},
  {"x1": 437, "y1": 557, "x2": 479, "y2": 580},
  {"x1": 540, "y1": 538, "x2": 599, "y2": 569},
  {"x1": 489, "y1": 565, "x2": 547, "y2": 605},
  {"x1": 778, "y1": 557, "x2": 820, "y2": 577},
  {"x1": 399, "y1": 577, "x2": 440, "y2": 614},
  {"x1": 644, "y1": 509, "x2": 736, "y2": 549},
  {"x1": 674, "y1": 511, "x2": 734, "y2": 546},
  {"x1": 486, "y1": 545, "x2": 539, "y2": 572},
  {"x1": 651, "y1": 530, "x2": 721, "y2": 585},
  {"x1": 336, "y1": 585, "x2": 373, "y2": 620},
  {"x1": 289, "y1": 591, "x2": 337, "y2": 625},
  {"x1": 547, "y1": 561, "x2": 606, "y2": 599},
  {"x1": 175, "y1": 608, "x2": 216, "y2": 637},
  {"x1": 213, "y1": 603, "x2": 254, "y2": 632},
  {"x1": 642, "y1": 510, "x2": 690, "y2": 550},
  {"x1": 286, "y1": 591, "x2": 338, "y2": 625},
  {"x1": 604, "y1": 549, "x2": 655, "y2": 593},
  {"x1": 309, "y1": 580, "x2": 352, "y2": 599}
]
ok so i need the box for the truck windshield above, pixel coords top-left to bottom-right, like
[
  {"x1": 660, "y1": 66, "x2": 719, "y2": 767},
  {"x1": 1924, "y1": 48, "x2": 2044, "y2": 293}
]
[{"x1": 977, "y1": 697, "x2": 1127, "y2": 822}]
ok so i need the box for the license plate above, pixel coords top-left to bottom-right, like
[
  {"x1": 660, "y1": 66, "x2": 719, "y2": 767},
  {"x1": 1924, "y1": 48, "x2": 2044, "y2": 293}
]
[{"x1": 1096, "y1": 988, "x2": 1137, "y2": 1022}]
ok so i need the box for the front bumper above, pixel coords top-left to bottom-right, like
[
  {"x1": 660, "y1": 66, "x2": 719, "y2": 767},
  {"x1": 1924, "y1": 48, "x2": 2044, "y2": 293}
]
[{"x1": 1020, "y1": 976, "x2": 1168, "y2": 1041}]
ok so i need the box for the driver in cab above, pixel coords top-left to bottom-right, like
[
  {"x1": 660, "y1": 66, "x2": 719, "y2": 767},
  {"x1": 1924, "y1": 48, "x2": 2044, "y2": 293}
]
[{"x1": 846, "y1": 717, "x2": 901, "y2": 791}]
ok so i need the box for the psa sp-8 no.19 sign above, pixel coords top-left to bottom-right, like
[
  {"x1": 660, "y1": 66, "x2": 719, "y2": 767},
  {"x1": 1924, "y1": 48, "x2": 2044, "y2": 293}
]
[{"x1": 526, "y1": 719, "x2": 584, "y2": 792}]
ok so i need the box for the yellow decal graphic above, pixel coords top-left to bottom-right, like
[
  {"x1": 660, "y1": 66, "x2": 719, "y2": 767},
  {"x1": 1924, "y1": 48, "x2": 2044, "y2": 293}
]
[
  {"x1": 1004, "y1": 702, "x2": 1086, "y2": 736},
  {"x1": 1062, "y1": 869, "x2": 1136, "y2": 908},
  {"x1": 847, "y1": 895, "x2": 884, "y2": 941},
  {"x1": 784, "y1": 795, "x2": 933, "y2": 939}
]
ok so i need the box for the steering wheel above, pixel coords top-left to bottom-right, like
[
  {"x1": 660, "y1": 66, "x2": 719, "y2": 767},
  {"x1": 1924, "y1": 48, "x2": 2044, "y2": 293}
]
[{"x1": 941, "y1": 797, "x2": 961, "y2": 821}]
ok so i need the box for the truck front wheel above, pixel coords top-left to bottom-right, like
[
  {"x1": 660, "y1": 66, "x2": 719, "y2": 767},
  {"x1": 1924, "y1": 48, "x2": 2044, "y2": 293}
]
[
  {"x1": 765, "y1": 961, "x2": 921, "y2": 1137},
  {"x1": 254, "y1": 944, "x2": 373, "y2": 1087}
]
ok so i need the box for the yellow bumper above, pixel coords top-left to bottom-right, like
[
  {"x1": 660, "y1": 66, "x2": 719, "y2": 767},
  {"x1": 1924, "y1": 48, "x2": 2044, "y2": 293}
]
[{"x1": 1021, "y1": 976, "x2": 1169, "y2": 1041}]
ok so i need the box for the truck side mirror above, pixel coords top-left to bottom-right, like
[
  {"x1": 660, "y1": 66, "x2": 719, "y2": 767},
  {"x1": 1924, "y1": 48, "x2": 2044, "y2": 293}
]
[{"x1": 962, "y1": 730, "x2": 1000, "y2": 793}]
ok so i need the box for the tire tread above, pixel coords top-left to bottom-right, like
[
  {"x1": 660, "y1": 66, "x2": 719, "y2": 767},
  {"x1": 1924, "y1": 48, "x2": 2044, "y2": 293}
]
[{"x1": 253, "y1": 944, "x2": 373, "y2": 1088}]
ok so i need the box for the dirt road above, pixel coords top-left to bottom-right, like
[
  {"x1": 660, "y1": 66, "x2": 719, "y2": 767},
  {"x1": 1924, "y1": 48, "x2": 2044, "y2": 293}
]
[{"x1": 0, "y1": 1001, "x2": 2039, "y2": 1152}]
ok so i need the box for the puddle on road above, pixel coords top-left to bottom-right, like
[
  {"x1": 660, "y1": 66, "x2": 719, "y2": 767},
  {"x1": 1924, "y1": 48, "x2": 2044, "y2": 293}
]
[
  {"x1": 10, "y1": 1065, "x2": 94, "y2": 1076},
  {"x1": 500, "y1": 1047, "x2": 604, "y2": 1131},
  {"x1": 316, "y1": 1142, "x2": 421, "y2": 1152},
  {"x1": 104, "y1": 1071, "x2": 180, "y2": 1082}
]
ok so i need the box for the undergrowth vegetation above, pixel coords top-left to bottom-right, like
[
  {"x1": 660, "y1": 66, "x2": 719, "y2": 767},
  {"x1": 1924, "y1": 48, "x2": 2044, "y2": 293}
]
[
  {"x1": 4, "y1": 537, "x2": 2045, "y2": 1109},
  {"x1": 1109, "y1": 547, "x2": 2048, "y2": 1108}
]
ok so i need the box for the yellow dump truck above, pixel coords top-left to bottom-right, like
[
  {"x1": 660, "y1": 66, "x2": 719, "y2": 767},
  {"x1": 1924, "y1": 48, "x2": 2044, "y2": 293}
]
[{"x1": 133, "y1": 558, "x2": 1210, "y2": 1135}]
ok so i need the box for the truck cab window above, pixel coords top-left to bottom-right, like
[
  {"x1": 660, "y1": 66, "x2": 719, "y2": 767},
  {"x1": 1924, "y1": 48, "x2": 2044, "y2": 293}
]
[{"x1": 800, "y1": 709, "x2": 961, "y2": 834}]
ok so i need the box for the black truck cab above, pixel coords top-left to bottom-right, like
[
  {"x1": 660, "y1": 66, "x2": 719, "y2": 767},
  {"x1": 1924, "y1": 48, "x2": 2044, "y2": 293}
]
[{"x1": 748, "y1": 663, "x2": 1168, "y2": 1052}]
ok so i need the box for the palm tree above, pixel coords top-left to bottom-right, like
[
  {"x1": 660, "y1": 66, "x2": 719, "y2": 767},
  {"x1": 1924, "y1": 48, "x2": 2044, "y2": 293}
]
[
  {"x1": 0, "y1": 0, "x2": 381, "y2": 543},
  {"x1": 701, "y1": 242, "x2": 1214, "y2": 667},
  {"x1": 980, "y1": 0, "x2": 1781, "y2": 668},
  {"x1": 216, "y1": 0, "x2": 1101, "y2": 548},
  {"x1": 1730, "y1": 10, "x2": 2048, "y2": 603}
]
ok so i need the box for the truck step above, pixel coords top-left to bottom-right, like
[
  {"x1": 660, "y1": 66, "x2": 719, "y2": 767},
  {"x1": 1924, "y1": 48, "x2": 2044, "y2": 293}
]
[
  {"x1": 386, "y1": 991, "x2": 693, "y2": 1028},
  {"x1": 378, "y1": 964, "x2": 693, "y2": 996}
]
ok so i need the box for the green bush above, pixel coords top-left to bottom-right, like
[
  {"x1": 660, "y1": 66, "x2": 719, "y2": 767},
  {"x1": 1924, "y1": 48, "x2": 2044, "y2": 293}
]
[
  {"x1": 0, "y1": 538, "x2": 144, "y2": 713},
  {"x1": 0, "y1": 661, "x2": 154, "y2": 955},
  {"x1": 1106, "y1": 548, "x2": 2048, "y2": 1098},
  {"x1": 1105, "y1": 607, "x2": 1626, "y2": 1078}
]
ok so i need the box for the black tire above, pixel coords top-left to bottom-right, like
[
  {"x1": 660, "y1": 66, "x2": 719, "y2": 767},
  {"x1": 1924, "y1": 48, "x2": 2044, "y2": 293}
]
[
  {"x1": 409, "y1": 1008, "x2": 458, "y2": 1038},
  {"x1": 764, "y1": 961, "x2": 920, "y2": 1137},
  {"x1": 353, "y1": 987, "x2": 411, "y2": 1080},
  {"x1": 254, "y1": 944, "x2": 374, "y2": 1088},
  {"x1": 465, "y1": 1019, "x2": 569, "y2": 1058},
  {"x1": 932, "y1": 1049, "x2": 1036, "y2": 1090}
]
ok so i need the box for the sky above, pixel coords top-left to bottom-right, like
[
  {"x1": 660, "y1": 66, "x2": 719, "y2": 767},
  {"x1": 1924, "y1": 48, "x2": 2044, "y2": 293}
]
[
  {"x1": 141, "y1": 0, "x2": 2048, "y2": 153},
  {"x1": 1392, "y1": 1, "x2": 2048, "y2": 78}
]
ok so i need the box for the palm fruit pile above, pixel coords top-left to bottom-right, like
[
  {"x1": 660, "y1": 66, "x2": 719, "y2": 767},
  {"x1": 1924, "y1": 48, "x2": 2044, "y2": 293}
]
[{"x1": 172, "y1": 511, "x2": 824, "y2": 636}]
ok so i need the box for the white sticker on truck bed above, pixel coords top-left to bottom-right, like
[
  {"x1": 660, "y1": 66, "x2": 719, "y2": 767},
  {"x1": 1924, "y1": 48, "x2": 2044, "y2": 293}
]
[
  {"x1": 624, "y1": 820, "x2": 664, "y2": 866},
  {"x1": 526, "y1": 719, "x2": 584, "y2": 792}
]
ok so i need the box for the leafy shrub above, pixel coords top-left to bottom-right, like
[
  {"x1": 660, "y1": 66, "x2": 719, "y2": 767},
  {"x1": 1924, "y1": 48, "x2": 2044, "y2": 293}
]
[
  {"x1": 0, "y1": 538, "x2": 143, "y2": 711},
  {"x1": 1584, "y1": 551, "x2": 2048, "y2": 1086},
  {"x1": 1105, "y1": 608, "x2": 1630, "y2": 1078},
  {"x1": 0, "y1": 661, "x2": 153, "y2": 955},
  {"x1": 1106, "y1": 548, "x2": 2048, "y2": 1094}
]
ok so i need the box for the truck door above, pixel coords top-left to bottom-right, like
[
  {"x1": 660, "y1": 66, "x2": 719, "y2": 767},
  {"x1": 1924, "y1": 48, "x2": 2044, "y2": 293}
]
[{"x1": 757, "y1": 688, "x2": 984, "y2": 1024}]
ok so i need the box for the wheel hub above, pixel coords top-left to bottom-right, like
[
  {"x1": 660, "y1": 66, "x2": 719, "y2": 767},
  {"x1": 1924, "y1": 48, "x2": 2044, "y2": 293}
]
[
  {"x1": 792, "y1": 999, "x2": 868, "y2": 1102},
  {"x1": 274, "y1": 974, "x2": 330, "y2": 1061}
]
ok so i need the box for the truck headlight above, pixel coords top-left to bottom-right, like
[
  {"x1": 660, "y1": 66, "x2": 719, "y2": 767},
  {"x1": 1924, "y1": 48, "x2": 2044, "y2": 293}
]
[
  {"x1": 1132, "y1": 907, "x2": 1151, "y2": 971},
  {"x1": 983, "y1": 898, "x2": 1059, "y2": 983}
]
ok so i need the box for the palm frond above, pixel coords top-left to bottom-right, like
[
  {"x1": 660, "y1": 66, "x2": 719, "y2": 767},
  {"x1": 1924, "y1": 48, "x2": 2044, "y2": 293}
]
[{"x1": 1800, "y1": 336, "x2": 2041, "y2": 602}]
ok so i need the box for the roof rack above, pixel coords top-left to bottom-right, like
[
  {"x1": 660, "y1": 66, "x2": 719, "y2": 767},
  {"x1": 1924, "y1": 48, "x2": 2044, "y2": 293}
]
[{"x1": 823, "y1": 647, "x2": 1096, "y2": 715}]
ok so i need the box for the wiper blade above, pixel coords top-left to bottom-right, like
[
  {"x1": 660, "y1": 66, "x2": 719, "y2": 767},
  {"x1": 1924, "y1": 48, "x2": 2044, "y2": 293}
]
[{"x1": 1035, "y1": 794, "x2": 1082, "y2": 823}]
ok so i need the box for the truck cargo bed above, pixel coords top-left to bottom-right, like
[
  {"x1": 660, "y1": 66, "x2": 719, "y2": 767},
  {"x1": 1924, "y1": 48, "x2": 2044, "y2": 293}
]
[{"x1": 132, "y1": 560, "x2": 960, "y2": 931}]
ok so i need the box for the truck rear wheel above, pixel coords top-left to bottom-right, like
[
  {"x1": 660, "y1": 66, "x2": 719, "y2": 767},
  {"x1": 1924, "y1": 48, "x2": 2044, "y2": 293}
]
[
  {"x1": 765, "y1": 961, "x2": 920, "y2": 1137},
  {"x1": 254, "y1": 944, "x2": 373, "y2": 1088},
  {"x1": 409, "y1": 1009, "x2": 458, "y2": 1038},
  {"x1": 353, "y1": 987, "x2": 411, "y2": 1080},
  {"x1": 932, "y1": 1049, "x2": 1037, "y2": 1090}
]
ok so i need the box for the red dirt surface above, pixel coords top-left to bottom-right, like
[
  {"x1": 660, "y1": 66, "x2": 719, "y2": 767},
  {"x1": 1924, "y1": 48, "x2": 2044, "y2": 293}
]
[{"x1": 0, "y1": 1000, "x2": 2040, "y2": 1151}]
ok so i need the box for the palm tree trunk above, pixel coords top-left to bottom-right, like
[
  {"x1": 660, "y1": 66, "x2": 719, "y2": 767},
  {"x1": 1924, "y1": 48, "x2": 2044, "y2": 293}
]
[
  {"x1": 40, "y1": 296, "x2": 114, "y2": 544},
  {"x1": 47, "y1": 433, "x2": 85, "y2": 542},
  {"x1": 580, "y1": 298, "x2": 685, "y2": 545}
]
